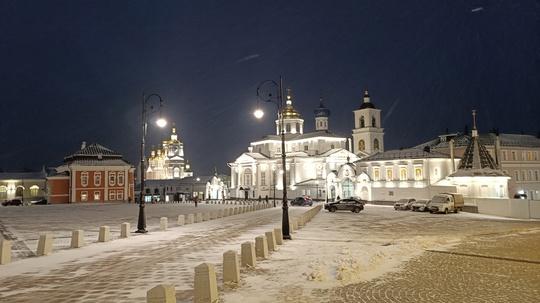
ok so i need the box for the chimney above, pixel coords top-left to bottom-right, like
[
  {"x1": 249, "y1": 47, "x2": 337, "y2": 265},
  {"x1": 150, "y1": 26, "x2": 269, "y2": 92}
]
[{"x1": 81, "y1": 141, "x2": 86, "y2": 149}]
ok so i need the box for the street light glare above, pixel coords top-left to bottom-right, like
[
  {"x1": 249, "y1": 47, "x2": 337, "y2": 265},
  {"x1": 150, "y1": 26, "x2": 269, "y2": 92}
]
[
  {"x1": 156, "y1": 118, "x2": 167, "y2": 128},
  {"x1": 254, "y1": 109, "x2": 264, "y2": 119}
]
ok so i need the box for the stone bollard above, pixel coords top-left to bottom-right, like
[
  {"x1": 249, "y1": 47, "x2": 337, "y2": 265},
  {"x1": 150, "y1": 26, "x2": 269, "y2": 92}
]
[
  {"x1": 265, "y1": 231, "x2": 277, "y2": 251},
  {"x1": 210, "y1": 210, "x2": 217, "y2": 219},
  {"x1": 187, "y1": 214, "x2": 195, "y2": 224},
  {"x1": 255, "y1": 235, "x2": 268, "y2": 259},
  {"x1": 147, "y1": 284, "x2": 176, "y2": 303},
  {"x1": 37, "y1": 234, "x2": 53, "y2": 256},
  {"x1": 71, "y1": 230, "x2": 84, "y2": 248},
  {"x1": 223, "y1": 250, "x2": 240, "y2": 283},
  {"x1": 98, "y1": 226, "x2": 110, "y2": 242},
  {"x1": 203, "y1": 212, "x2": 210, "y2": 221},
  {"x1": 194, "y1": 263, "x2": 218, "y2": 303},
  {"x1": 177, "y1": 215, "x2": 185, "y2": 226},
  {"x1": 241, "y1": 241, "x2": 256, "y2": 267},
  {"x1": 274, "y1": 228, "x2": 283, "y2": 245},
  {"x1": 121, "y1": 222, "x2": 130, "y2": 238},
  {"x1": 195, "y1": 213, "x2": 203, "y2": 223},
  {"x1": 292, "y1": 218, "x2": 299, "y2": 230},
  {"x1": 160, "y1": 217, "x2": 168, "y2": 230},
  {"x1": 0, "y1": 239, "x2": 11, "y2": 264},
  {"x1": 217, "y1": 209, "x2": 223, "y2": 218}
]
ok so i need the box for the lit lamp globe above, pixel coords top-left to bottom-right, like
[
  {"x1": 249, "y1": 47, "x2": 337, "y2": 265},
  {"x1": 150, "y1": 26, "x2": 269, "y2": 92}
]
[
  {"x1": 156, "y1": 118, "x2": 167, "y2": 128},
  {"x1": 254, "y1": 109, "x2": 264, "y2": 119}
]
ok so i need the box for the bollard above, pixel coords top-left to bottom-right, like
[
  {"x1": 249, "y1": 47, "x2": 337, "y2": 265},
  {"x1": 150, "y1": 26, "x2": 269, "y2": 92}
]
[
  {"x1": 210, "y1": 210, "x2": 217, "y2": 219},
  {"x1": 217, "y1": 209, "x2": 223, "y2": 218},
  {"x1": 241, "y1": 241, "x2": 256, "y2": 267},
  {"x1": 292, "y1": 218, "x2": 299, "y2": 230},
  {"x1": 194, "y1": 263, "x2": 218, "y2": 303},
  {"x1": 71, "y1": 230, "x2": 84, "y2": 248},
  {"x1": 98, "y1": 226, "x2": 110, "y2": 242},
  {"x1": 177, "y1": 215, "x2": 185, "y2": 226},
  {"x1": 203, "y1": 212, "x2": 210, "y2": 221},
  {"x1": 121, "y1": 222, "x2": 130, "y2": 238},
  {"x1": 0, "y1": 239, "x2": 11, "y2": 264},
  {"x1": 273, "y1": 228, "x2": 283, "y2": 245},
  {"x1": 265, "y1": 231, "x2": 277, "y2": 251},
  {"x1": 255, "y1": 235, "x2": 268, "y2": 259},
  {"x1": 37, "y1": 234, "x2": 53, "y2": 256},
  {"x1": 187, "y1": 214, "x2": 195, "y2": 224},
  {"x1": 196, "y1": 213, "x2": 203, "y2": 223},
  {"x1": 223, "y1": 250, "x2": 240, "y2": 283},
  {"x1": 160, "y1": 217, "x2": 168, "y2": 230},
  {"x1": 147, "y1": 284, "x2": 176, "y2": 303}
]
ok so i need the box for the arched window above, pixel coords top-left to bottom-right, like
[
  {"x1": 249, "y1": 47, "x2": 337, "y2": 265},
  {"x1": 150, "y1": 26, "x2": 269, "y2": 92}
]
[
  {"x1": 173, "y1": 167, "x2": 180, "y2": 178},
  {"x1": 400, "y1": 167, "x2": 407, "y2": 180},
  {"x1": 16, "y1": 186, "x2": 24, "y2": 197},
  {"x1": 0, "y1": 186, "x2": 6, "y2": 198},
  {"x1": 296, "y1": 123, "x2": 300, "y2": 133},
  {"x1": 286, "y1": 123, "x2": 291, "y2": 132},
  {"x1": 374, "y1": 138, "x2": 380, "y2": 150},
  {"x1": 386, "y1": 169, "x2": 393, "y2": 181},
  {"x1": 358, "y1": 140, "x2": 365, "y2": 151},
  {"x1": 372, "y1": 116, "x2": 376, "y2": 127},
  {"x1": 30, "y1": 185, "x2": 39, "y2": 196},
  {"x1": 415, "y1": 167, "x2": 423, "y2": 180},
  {"x1": 373, "y1": 169, "x2": 380, "y2": 181},
  {"x1": 360, "y1": 116, "x2": 365, "y2": 128}
]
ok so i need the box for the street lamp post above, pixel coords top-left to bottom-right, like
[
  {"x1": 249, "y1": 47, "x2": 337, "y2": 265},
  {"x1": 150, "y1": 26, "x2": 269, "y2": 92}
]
[
  {"x1": 254, "y1": 77, "x2": 291, "y2": 240},
  {"x1": 136, "y1": 93, "x2": 166, "y2": 233}
]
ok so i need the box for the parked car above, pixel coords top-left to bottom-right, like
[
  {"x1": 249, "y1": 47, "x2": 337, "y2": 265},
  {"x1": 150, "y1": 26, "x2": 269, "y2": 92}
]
[
  {"x1": 393, "y1": 198, "x2": 416, "y2": 210},
  {"x1": 31, "y1": 199, "x2": 49, "y2": 205},
  {"x1": 290, "y1": 196, "x2": 313, "y2": 206},
  {"x1": 2, "y1": 199, "x2": 23, "y2": 206},
  {"x1": 410, "y1": 199, "x2": 431, "y2": 212},
  {"x1": 324, "y1": 198, "x2": 365, "y2": 213}
]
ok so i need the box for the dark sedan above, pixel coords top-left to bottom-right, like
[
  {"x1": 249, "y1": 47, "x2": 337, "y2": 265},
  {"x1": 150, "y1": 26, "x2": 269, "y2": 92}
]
[
  {"x1": 324, "y1": 198, "x2": 366, "y2": 213},
  {"x1": 2, "y1": 199, "x2": 23, "y2": 206},
  {"x1": 290, "y1": 196, "x2": 313, "y2": 206}
]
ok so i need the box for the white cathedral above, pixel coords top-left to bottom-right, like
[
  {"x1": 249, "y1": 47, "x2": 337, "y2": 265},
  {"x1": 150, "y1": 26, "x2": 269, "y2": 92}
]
[
  {"x1": 146, "y1": 124, "x2": 193, "y2": 180},
  {"x1": 229, "y1": 89, "x2": 385, "y2": 201}
]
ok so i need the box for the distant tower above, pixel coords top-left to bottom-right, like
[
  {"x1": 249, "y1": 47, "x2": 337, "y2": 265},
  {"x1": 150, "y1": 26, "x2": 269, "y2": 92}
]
[
  {"x1": 314, "y1": 90, "x2": 331, "y2": 131},
  {"x1": 351, "y1": 89, "x2": 385, "y2": 156}
]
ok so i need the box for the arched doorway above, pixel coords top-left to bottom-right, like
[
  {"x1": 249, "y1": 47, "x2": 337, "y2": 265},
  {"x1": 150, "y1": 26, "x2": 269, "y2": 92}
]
[{"x1": 342, "y1": 178, "x2": 354, "y2": 198}]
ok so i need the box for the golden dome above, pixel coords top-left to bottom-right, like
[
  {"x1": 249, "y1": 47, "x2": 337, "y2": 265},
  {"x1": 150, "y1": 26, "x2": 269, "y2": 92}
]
[{"x1": 280, "y1": 88, "x2": 301, "y2": 119}]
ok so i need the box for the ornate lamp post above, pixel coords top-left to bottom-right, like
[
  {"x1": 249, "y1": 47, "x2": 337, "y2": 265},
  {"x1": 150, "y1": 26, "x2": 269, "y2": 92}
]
[
  {"x1": 136, "y1": 93, "x2": 166, "y2": 233},
  {"x1": 254, "y1": 77, "x2": 291, "y2": 240}
]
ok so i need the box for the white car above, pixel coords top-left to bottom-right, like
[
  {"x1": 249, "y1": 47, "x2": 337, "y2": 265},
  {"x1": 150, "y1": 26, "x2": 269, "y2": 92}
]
[
  {"x1": 393, "y1": 198, "x2": 416, "y2": 210},
  {"x1": 410, "y1": 199, "x2": 431, "y2": 212}
]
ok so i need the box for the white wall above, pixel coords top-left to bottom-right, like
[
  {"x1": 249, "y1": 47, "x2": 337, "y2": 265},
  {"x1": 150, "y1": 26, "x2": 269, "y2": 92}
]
[{"x1": 475, "y1": 198, "x2": 540, "y2": 219}]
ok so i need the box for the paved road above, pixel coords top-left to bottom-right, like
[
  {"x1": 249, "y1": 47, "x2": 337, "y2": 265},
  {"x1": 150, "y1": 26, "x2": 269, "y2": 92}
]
[{"x1": 1, "y1": 203, "x2": 539, "y2": 302}]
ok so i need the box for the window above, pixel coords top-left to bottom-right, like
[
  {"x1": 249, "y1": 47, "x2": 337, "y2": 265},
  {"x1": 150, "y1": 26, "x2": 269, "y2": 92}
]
[
  {"x1": 109, "y1": 172, "x2": 116, "y2": 186},
  {"x1": 286, "y1": 123, "x2": 291, "y2": 132},
  {"x1": 16, "y1": 187, "x2": 23, "y2": 196},
  {"x1": 261, "y1": 171, "x2": 266, "y2": 186},
  {"x1": 522, "y1": 171, "x2": 526, "y2": 181},
  {"x1": 515, "y1": 171, "x2": 520, "y2": 181},
  {"x1": 81, "y1": 191, "x2": 88, "y2": 201},
  {"x1": 0, "y1": 186, "x2": 6, "y2": 198},
  {"x1": 117, "y1": 190, "x2": 123, "y2": 201},
  {"x1": 522, "y1": 152, "x2": 526, "y2": 161},
  {"x1": 512, "y1": 151, "x2": 516, "y2": 160},
  {"x1": 118, "y1": 172, "x2": 125, "y2": 186},
  {"x1": 358, "y1": 140, "x2": 365, "y2": 151},
  {"x1": 374, "y1": 139, "x2": 380, "y2": 150},
  {"x1": 415, "y1": 167, "x2": 423, "y2": 181},
  {"x1": 527, "y1": 152, "x2": 532, "y2": 161},
  {"x1": 386, "y1": 169, "x2": 393, "y2": 181},
  {"x1": 94, "y1": 172, "x2": 101, "y2": 186},
  {"x1": 373, "y1": 168, "x2": 380, "y2": 181},
  {"x1": 174, "y1": 167, "x2": 180, "y2": 178},
  {"x1": 331, "y1": 144, "x2": 335, "y2": 149},
  {"x1": 30, "y1": 185, "x2": 39, "y2": 197},
  {"x1": 244, "y1": 168, "x2": 253, "y2": 187},
  {"x1": 434, "y1": 168, "x2": 440, "y2": 178},
  {"x1": 296, "y1": 123, "x2": 300, "y2": 133},
  {"x1": 502, "y1": 151, "x2": 507, "y2": 161},
  {"x1": 360, "y1": 116, "x2": 365, "y2": 128},
  {"x1": 94, "y1": 191, "x2": 100, "y2": 201},
  {"x1": 81, "y1": 172, "x2": 89, "y2": 187},
  {"x1": 372, "y1": 116, "x2": 376, "y2": 127},
  {"x1": 109, "y1": 190, "x2": 116, "y2": 201},
  {"x1": 304, "y1": 145, "x2": 308, "y2": 151},
  {"x1": 535, "y1": 171, "x2": 539, "y2": 181},
  {"x1": 399, "y1": 167, "x2": 407, "y2": 180}
]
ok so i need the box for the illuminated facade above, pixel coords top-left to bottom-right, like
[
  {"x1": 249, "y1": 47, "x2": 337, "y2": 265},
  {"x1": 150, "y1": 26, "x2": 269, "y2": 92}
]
[
  {"x1": 146, "y1": 124, "x2": 193, "y2": 180},
  {"x1": 229, "y1": 88, "x2": 381, "y2": 201},
  {"x1": 0, "y1": 169, "x2": 47, "y2": 204}
]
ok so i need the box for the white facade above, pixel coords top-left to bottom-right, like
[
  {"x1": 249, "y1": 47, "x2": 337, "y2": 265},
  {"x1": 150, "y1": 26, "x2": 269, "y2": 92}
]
[{"x1": 146, "y1": 124, "x2": 193, "y2": 180}]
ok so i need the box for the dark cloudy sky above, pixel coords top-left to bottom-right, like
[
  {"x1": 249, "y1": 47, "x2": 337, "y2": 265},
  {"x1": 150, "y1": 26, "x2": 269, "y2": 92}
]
[{"x1": 1, "y1": 0, "x2": 539, "y2": 175}]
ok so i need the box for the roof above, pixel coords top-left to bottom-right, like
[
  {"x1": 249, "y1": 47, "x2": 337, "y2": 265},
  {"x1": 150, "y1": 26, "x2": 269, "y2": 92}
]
[
  {"x1": 415, "y1": 132, "x2": 540, "y2": 150},
  {"x1": 63, "y1": 143, "x2": 132, "y2": 166},
  {"x1": 0, "y1": 170, "x2": 47, "y2": 180}
]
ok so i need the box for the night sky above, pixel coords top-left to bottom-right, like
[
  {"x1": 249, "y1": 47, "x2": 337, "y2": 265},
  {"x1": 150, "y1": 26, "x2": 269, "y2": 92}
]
[{"x1": 1, "y1": 0, "x2": 539, "y2": 175}]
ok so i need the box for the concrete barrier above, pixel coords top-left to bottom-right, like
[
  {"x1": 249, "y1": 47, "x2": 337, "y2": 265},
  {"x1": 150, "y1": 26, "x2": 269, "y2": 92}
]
[
  {"x1": 217, "y1": 209, "x2": 223, "y2": 218},
  {"x1": 210, "y1": 211, "x2": 217, "y2": 219},
  {"x1": 160, "y1": 217, "x2": 168, "y2": 230},
  {"x1": 273, "y1": 228, "x2": 283, "y2": 245},
  {"x1": 255, "y1": 235, "x2": 268, "y2": 259},
  {"x1": 37, "y1": 234, "x2": 53, "y2": 256},
  {"x1": 196, "y1": 213, "x2": 203, "y2": 223},
  {"x1": 223, "y1": 250, "x2": 240, "y2": 283},
  {"x1": 0, "y1": 239, "x2": 11, "y2": 264},
  {"x1": 241, "y1": 241, "x2": 256, "y2": 267},
  {"x1": 265, "y1": 231, "x2": 277, "y2": 251},
  {"x1": 71, "y1": 230, "x2": 84, "y2": 248},
  {"x1": 121, "y1": 222, "x2": 130, "y2": 238},
  {"x1": 98, "y1": 226, "x2": 110, "y2": 242},
  {"x1": 147, "y1": 284, "x2": 176, "y2": 303},
  {"x1": 177, "y1": 215, "x2": 185, "y2": 226},
  {"x1": 194, "y1": 263, "x2": 218, "y2": 303},
  {"x1": 203, "y1": 212, "x2": 210, "y2": 221},
  {"x1": 187, "y1": 214, "x2": 194, "y2": 224}
]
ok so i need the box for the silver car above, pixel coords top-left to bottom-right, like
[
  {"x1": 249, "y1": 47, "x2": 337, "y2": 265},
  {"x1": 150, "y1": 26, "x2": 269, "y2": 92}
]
[
  {"x1": 410, "y1": 199, "x2": 431, "y2": 212},
  {"x1": 393, "y1": 198, "x2": 416, "y2": 210}
]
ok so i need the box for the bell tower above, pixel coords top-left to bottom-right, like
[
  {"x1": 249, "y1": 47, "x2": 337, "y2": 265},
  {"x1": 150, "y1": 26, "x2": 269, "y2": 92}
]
[{"x1": 351, "y1": 89, "x2": 384, "y2": 156}]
